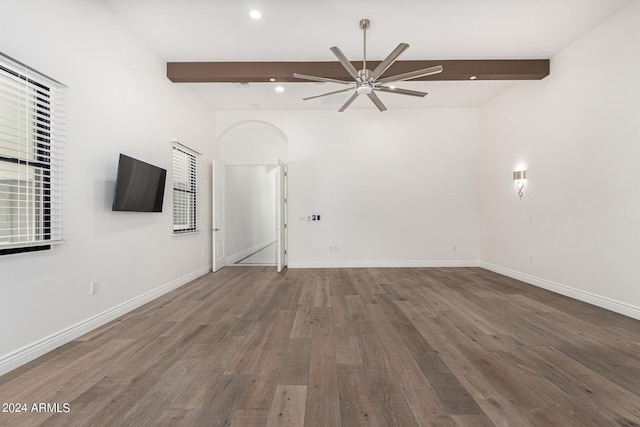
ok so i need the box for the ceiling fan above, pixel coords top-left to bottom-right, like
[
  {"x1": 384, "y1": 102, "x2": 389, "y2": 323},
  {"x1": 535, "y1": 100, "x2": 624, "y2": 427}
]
[{"x1": 294, "y1": 18, "x2": 443, "y2": 112}]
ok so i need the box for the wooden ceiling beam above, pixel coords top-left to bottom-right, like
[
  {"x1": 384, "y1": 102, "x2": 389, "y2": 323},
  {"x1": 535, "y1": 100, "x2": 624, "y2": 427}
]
[{"x1": 167, "y1": 59, "x2": 549, "y2": 83}]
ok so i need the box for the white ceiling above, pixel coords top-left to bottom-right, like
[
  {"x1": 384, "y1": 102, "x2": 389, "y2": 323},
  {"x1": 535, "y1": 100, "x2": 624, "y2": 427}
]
[{"x1": 105, "y1": 0, "x2": 631, "y2": 111}]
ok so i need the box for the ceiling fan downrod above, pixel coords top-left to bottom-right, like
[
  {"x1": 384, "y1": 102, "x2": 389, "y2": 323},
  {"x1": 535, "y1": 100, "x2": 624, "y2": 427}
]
[{"x1": 360, "y1": 18, "x2": 370, "y2": 78}]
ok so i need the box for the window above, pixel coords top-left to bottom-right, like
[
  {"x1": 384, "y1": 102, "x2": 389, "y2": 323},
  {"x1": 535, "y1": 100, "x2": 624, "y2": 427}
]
[
  {"x1": 0, "y1": 53, "x2": 64, "y2": 255},
  {"x1": 172, "y1": 142, "x2": 199, "y2": 233}
]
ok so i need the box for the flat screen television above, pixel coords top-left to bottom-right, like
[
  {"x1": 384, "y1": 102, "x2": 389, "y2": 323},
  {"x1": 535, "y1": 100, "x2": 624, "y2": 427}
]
[{"x1": 112, "y1": 154, "x2": 167, "y2": 212}]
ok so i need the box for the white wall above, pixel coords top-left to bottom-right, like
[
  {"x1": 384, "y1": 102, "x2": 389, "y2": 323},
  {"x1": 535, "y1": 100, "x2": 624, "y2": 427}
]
[
  {"x1": 225, "y1": 165, "x2": 277, "y2": 263},
  {"x1": 479, "y1": 0, "x2": 640, "y2": 318},
  {"x1": 0, "y1": 0, "x2": 215, "y2": 373},
  {"x1": 217, "y1": 109, "x2": 480, "y2": 267},
  {"x1": 217, "y1": 121, "x2": 288, "y2": 165}
]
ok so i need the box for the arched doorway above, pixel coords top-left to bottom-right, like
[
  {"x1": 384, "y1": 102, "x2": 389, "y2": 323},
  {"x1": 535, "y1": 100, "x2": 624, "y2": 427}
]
[{"x1": 213, "y1": 120, "x2": 288, "y2": 271}]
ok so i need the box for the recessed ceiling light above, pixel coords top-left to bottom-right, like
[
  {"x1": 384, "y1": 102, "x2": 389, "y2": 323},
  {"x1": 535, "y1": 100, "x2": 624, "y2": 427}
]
[
  {"x1": 470, "y1": 75, "x2": 477, "y2": 80},
  {"x1": 389, "y1": 85, "x2": 396, "y2": 90},
  {"x1": 249, "y1": 10, "x2": 262, "y2": 20},
  {"x1": 275, "y1": 86, "x2": 284, "y2": 93},
  {"x1": 269, "y1": 78, "x2": 276, "y2": 82}
]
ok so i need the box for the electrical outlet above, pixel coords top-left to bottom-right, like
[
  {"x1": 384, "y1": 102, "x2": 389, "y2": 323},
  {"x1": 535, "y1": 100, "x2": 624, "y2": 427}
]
[
  {"x1": 90, "y1": 281, "x2": 99, "y2": 295},
  {"x1": 529, "y1": 255, "x2": 533, "y2": 263},
  {"x1": 453, "y1": 245, "x2": 457, "y2": 252}
]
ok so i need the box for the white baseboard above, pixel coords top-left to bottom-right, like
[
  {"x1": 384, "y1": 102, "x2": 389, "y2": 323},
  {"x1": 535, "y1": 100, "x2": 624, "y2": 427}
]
[
  {"x1": 225, "y1": 240, "x2": 275, "y2": 265},
  {"x1": 288, "y1": 260, "x2": 481, "y2": 269},
  {"x1": 480, "y1": 262, "x2": 640, "y2": 320},
  {"x1": 0, "y1": 265, "x2": 211, "y2": 376}
]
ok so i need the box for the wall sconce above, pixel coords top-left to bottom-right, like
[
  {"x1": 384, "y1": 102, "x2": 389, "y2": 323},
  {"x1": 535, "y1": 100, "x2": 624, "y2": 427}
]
[{"x1": 513, "y1": 170, "x2": 527, "y2": 199}]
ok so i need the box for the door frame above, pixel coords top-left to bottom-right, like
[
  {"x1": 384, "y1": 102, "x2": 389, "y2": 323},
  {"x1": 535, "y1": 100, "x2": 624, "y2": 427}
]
[
  {"x1": 276, "y1": 160, "x2": 288, "y2": 272},
  {"x1": 211, "y1": 159, "x2": 225, "y2": 272}
]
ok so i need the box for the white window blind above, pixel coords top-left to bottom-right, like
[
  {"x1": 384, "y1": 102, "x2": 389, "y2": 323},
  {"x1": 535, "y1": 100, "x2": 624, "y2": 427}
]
[
  {"x1": 172, "y1": 142, "x2": 199, "y2": 234},
  {"x1": 0, "y1": 53, "x2": 65, "y2": 254}
]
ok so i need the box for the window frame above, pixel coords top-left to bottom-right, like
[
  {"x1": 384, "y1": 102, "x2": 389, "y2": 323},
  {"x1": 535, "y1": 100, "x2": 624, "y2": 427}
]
[
  {"x1": 0, "y1": 53, "x2": 64, "y2": 256},
  {"x1": 172, "y1": 142, "x2": 199, "y2": 234}
]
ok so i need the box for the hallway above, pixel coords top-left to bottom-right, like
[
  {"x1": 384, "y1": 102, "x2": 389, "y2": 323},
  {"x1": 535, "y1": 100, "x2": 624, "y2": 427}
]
[{"x1": 234, "y1": 241, "x2": 277, "y2": 266}]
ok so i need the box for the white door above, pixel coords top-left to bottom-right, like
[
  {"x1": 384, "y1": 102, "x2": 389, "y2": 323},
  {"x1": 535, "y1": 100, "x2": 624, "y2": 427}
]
[
  {"x1": 276, "y1": 160, "x2": 287, "y2": 272},
  {"x1": 212, "y1": 159, "x2": 225, "y2": 272}
]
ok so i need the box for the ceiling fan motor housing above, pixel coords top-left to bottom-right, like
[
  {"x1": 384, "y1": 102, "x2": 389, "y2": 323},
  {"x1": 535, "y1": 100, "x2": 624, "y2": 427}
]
[{"x1": 358, "y1": 69, "x2": 371, "y2": 82}]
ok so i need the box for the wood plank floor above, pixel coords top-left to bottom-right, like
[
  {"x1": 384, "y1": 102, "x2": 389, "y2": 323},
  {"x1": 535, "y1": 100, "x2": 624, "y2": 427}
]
[{"x1": 1, "y1": 267, "x2": 640, "y2": 426}]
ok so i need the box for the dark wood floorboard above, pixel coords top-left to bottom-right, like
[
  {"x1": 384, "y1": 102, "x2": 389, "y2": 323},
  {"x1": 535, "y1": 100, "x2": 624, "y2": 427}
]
[{"x1": 1, "y1": 266, "x2": 640, "y2": 426}]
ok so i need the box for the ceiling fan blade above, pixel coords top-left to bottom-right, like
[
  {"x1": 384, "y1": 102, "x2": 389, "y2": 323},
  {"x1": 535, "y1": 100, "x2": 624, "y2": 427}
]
[
  {"x1": 370, "y1": 43, "x2": 409, "y2": 81},
  {"x1": 376, "y1": 86, "x2": 428, "y2": 97},
  {"x1": 377, "y1": 65, "x2": 443, "y2": 83},
  {"x1": 330, "y1": 46, "x2": 361, "y2": 81},
  {"x1": 293, "y1": 73, "x2": 352, "y2": 85},
  {"x1": 302, "y1": 87, "x2": 354, "y2": 101},
  {"x1": 338, "y1": 92, "x2": 359, "y2": 112},
  {"x1": 367, "y1": 91, "x2": 387, "y2": 112}
]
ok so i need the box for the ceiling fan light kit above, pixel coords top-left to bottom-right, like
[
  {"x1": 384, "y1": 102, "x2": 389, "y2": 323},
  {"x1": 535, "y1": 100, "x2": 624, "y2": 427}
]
[{"x1": 294, "y1": 18, "x2": 444, "y2": 112}]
